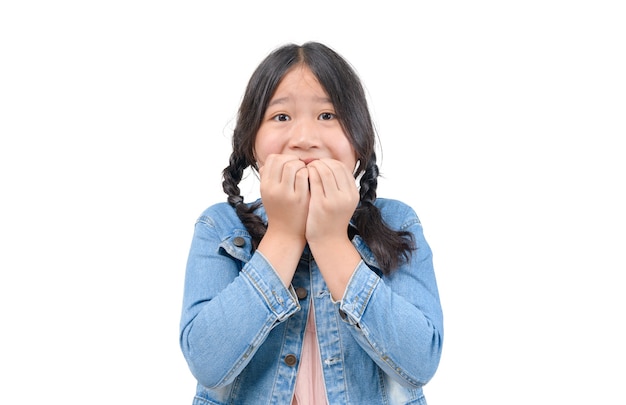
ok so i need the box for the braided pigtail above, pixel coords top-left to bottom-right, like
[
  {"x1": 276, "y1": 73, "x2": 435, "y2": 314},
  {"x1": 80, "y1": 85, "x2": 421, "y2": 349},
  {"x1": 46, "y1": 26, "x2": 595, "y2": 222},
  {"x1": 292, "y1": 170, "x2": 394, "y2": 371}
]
[
  {"x1": 222, "y1": 152, "x2": 265, "y2": 249},
  {"x1": 352, "y1": 158, "x2": 415, "y2": 274}
]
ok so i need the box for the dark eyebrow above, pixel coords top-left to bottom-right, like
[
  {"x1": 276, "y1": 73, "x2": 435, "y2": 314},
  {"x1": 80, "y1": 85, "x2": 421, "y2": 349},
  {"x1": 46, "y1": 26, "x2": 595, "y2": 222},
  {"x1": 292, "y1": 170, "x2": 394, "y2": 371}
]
[
  {"x1": 267, "y1": 95, "x2": 332, "y2": 108},
  {"x1": 267, "y1": 97, "x2": 288, "y2": 108}
]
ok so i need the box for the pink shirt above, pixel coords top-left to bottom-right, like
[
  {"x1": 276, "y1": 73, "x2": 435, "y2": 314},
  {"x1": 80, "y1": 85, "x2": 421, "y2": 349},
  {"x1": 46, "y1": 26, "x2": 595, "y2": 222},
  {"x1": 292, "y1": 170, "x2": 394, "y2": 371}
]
[{"x1": 292, "y1": 299, "x2": 328, "y2": 405}]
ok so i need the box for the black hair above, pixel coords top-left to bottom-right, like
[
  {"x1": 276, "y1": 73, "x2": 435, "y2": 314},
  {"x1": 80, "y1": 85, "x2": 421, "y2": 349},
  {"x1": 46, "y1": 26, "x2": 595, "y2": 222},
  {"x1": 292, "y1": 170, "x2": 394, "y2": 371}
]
[{"x1": 221, "y1": 42, "x2": 414, "y2": 274}]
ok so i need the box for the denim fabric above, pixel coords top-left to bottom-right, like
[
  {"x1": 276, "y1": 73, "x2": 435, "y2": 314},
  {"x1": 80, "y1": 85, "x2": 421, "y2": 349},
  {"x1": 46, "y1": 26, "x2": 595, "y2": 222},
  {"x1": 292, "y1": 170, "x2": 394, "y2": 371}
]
[{"x1": 180, "y1": 198, "x2": 443, "y2": 405}]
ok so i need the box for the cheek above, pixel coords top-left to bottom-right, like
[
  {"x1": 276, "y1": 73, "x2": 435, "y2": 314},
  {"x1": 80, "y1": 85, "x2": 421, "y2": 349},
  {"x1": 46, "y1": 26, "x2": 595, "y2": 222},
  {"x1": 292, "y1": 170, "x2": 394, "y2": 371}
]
[
  {"x1": 253, "y1": 131, "x2": 280, "y2": 168},
  {"x1": 338, "y1": 142, "x2": 358, "y2": 171}
]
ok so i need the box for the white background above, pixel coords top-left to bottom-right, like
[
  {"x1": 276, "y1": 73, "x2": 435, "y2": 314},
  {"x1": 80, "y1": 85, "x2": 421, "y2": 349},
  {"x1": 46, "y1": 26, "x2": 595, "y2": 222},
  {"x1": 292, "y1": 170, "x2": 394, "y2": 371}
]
[{"x1": 1, "y1": 1, "x2": 624, "y2": 403}]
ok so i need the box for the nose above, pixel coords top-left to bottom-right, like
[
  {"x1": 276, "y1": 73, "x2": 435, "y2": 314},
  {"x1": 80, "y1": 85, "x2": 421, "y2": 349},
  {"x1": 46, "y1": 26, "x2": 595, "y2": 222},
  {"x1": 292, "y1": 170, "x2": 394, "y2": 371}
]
[{"x1": 288, "y1": 119, "x2": 319, "y2": 150}]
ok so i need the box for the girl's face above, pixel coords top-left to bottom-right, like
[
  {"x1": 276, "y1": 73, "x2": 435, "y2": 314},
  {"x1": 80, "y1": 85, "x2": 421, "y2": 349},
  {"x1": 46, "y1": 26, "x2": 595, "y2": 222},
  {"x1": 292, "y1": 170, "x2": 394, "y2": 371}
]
[{"x1": 254, "y1": 65, "x2": 357, "y2": 172}]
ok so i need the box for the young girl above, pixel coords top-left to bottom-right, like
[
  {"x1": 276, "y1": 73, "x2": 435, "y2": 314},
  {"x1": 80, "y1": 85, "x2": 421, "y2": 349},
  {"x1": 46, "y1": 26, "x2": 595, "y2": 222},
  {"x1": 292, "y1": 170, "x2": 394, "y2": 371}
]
[{"x1": 179, "y1": 42, "x2": 443, "y2": 405}]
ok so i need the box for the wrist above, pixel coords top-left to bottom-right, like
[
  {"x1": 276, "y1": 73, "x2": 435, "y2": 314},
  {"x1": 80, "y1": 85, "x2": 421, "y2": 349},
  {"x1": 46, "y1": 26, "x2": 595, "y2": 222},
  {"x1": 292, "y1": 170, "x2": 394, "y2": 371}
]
[{"x1": 257, "y1": 228, "x2": 306, "y2": 287}]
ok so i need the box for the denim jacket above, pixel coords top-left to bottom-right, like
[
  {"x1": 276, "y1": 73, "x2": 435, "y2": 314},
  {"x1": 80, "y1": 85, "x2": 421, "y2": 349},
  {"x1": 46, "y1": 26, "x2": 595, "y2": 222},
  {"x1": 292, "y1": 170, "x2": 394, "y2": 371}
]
[{"x1": 179, "y1": 198, "x2": 443, "y2": 405}]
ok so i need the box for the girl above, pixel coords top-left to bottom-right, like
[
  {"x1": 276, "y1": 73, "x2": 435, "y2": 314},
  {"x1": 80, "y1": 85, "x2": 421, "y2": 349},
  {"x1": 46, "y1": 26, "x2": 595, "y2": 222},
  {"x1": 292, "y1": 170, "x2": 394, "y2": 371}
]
[{"x1": 179, "y1": 42, "x2": 443, "y2": 405}]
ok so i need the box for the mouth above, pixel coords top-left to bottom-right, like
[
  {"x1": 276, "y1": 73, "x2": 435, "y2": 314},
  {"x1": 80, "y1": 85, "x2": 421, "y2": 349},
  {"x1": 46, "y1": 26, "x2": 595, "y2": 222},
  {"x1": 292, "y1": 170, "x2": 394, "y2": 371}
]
[{"x1": 300, "y1": 158, "x2": 318, "y2": 165}]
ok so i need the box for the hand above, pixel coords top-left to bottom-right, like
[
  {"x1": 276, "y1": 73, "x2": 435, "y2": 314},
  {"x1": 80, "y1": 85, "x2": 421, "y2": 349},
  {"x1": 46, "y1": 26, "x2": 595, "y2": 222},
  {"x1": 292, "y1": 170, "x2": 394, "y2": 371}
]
[
  {"x1": 258, "y1": 154, "x2": 310, "y2": 243},
  {"x1": 305, "y1": 159, "x2": 359, "y2": 244},
  {"x1": 305, "y1": 159, "x2": 361, "y2": 300}
]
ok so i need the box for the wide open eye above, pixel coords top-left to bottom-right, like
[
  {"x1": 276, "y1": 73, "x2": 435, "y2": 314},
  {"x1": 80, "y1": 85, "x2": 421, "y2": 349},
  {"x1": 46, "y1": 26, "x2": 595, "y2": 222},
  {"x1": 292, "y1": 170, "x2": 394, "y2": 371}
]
[
  {"x1": 272, "y1": 113, "x2": 291, "y2": 122},
  {"x1": 319, "y1": 112, "x2": 336, "y2": 121}
]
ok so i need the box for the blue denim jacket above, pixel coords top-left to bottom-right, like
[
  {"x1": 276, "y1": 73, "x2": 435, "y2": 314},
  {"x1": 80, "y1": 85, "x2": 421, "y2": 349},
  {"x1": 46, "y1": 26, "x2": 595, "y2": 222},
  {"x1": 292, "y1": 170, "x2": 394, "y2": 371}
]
[{"x1": 180, "y1": 198, "x2": 443, "y2": 405}]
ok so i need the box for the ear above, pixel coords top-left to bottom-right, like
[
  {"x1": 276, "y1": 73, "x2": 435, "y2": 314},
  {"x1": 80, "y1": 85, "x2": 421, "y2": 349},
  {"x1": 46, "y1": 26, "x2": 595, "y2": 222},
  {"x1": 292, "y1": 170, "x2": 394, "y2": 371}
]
[
  {"x1": 353, "y1": 159, "x2": 362, "y2": 176},
  {"x1": 251, "y1": 149, "x2": 260, "y2": 172}
]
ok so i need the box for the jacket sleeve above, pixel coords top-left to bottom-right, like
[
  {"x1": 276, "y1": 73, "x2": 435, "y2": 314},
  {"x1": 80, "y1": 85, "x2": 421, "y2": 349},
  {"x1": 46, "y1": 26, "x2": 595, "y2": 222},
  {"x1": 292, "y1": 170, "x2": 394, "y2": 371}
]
[
  {"x1": 179, "y1": 215, "x2": 299, "y2": 389},
  {"x1": 338, "y1": 205, "x2": 444, "y2": 388}
]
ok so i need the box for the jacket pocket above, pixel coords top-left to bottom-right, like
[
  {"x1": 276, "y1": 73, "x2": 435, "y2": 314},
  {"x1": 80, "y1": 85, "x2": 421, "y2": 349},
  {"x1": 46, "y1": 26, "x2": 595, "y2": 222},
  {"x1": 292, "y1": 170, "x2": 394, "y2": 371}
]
[{"x1": 192, "y1": 395, "x2": 224, "y2": 405}]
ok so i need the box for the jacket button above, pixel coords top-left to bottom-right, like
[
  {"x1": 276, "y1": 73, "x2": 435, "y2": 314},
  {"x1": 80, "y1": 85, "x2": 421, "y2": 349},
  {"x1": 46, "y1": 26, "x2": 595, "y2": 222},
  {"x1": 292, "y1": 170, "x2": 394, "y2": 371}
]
[
  {"x1": 233, "y1": 236, "x2": 245, "y2": 247},
  {"x1": 339, "y1": 309, "x2": 348, "y2": 320},
  {"x1": 295, "y1": 287, "x2": 308, "y2": 300},
  {"x1": 284, "y1": 354, "x2": 297, "y2": 367}
]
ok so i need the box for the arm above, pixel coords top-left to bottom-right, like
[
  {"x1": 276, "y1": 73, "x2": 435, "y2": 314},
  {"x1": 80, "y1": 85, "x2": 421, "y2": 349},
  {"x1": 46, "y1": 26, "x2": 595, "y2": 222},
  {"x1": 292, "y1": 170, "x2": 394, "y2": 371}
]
[
  {"x1": 338, "y1": 210, "x2": 444, "y2": 388},
  {"x1": 179, "y1": 216, "x2": 299, "y2": 389},
  {"x1": 306, "y1": 160, "x2": 442, "y2": 385},
  {"x1": 180, "y1": 154, "x2": 312, "y2": 388}
]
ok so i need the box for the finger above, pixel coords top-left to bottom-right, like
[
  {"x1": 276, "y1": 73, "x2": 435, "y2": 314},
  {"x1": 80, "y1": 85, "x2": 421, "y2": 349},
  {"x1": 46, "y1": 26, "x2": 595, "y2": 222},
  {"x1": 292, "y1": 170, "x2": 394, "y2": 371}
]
[
  {"x1": 308, "y1": 159, "x2": 339, "y2": 196},
  {"x1": 294, "y1": 166, "x2": 310, "y2": 196},
  {"x1": 282, "y1": 159, "x2": 307, "y2": 191},
  {"x1": 307, "y1": 164, "x2": 326, "y2": 197},
  {"x1": 259, "y1": 154, "x2": 280, "y2": 183},
  {"x1": 261, "y1": 154, "x2": 298, "y2": 184},
  {"x1": 322, "y1": 159, "x2": 355, "y2": 191}
]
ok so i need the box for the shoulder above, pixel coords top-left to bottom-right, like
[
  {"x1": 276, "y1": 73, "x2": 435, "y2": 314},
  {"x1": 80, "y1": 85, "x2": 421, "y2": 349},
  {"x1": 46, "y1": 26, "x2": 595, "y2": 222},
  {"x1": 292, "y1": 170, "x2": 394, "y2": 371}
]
[
  {"x1": 195, "y1": 202, "x2": 242, "y2": 230},
  {"x1": 373, "y1": 198, "x2": 422, "y2": 230},
  {"x1": 194, "y1": 199, "x2": 265, "y2": 232}
]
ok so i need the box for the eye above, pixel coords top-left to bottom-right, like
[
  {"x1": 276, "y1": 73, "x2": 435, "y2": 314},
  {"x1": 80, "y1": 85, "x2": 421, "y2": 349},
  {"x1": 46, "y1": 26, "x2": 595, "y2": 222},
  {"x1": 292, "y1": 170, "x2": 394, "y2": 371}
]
[
  {"x1": 319, "y1": 112, "x2": 336, "y2": 121},
  {"x1": 272, "y1": 113, "x2": 291, "y2": 122}
]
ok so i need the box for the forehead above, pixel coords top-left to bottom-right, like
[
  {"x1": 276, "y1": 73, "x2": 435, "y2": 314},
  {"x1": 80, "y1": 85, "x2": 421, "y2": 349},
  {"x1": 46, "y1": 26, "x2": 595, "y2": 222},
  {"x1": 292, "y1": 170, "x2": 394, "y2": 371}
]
[{"x1": 271, "y1": 65, "x2": 329, "y2": 99}]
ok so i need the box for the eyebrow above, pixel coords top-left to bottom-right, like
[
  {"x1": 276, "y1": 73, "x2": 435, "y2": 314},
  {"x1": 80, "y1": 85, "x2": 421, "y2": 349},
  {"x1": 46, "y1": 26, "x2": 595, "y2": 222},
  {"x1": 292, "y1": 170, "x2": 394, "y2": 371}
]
[{"x1": 267, "y1": 95, "x2": 332, "y2": 107}]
